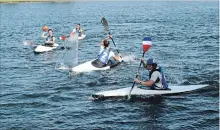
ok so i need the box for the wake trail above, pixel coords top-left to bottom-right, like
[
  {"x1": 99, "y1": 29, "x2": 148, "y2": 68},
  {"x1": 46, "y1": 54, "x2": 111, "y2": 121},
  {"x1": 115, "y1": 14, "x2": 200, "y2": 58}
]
[{"x1": 122, "y1": 54, "x2": 139, "y2": 63}]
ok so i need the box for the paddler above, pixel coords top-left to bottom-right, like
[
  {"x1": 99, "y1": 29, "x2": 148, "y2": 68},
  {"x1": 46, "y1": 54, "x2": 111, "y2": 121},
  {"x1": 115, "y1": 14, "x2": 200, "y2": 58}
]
[
  {"x1": 70, "y1": 23, "x2": 85, "y2": 37},
  {"x1": 92, "y1": 35, "x2": 121, "y2": 67},
  {"x1": 134, "y1": 58, "x2": 169, "y2": 90},
  {"x1": 41, "y1": 29, "x2": 55, "y2": 47}
]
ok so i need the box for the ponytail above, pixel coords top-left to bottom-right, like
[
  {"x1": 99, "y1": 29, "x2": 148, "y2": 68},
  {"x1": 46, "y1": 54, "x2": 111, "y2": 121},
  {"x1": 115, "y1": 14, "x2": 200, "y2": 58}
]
[{"x1": 103, "y1": 40, "x2": 109, "y2": 48}]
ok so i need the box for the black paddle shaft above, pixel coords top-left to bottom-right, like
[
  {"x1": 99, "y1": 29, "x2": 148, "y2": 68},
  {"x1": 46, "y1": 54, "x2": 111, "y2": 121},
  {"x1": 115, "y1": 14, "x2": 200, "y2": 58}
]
[
  {"x1": 129, "y1": 52, "x2": 146, "y2": 94},
  {"x1": 109, "y1": 36, "x2": 123, "y2": 61},
  {"x1": 109, "y1": 37, "x2": 120, "y2": 54},
  {"x1": 101, "y1": 17, "x2": 123, "y2": 60}
]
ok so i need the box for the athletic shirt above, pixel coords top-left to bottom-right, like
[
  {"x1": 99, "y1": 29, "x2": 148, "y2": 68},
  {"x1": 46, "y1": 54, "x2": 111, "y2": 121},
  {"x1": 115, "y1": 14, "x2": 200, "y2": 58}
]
[
  {"x1": 149, "y1": 69, "x2": 163, "y2": 89},
  {"x1": 45, "y1": 35, "x2": 54, "y2": 42},
  {"x1": 98, "y1": 46, "x2": 115, "y2": 64},
  {"x1": 72, "y1": 28, "x2": 84, "y2": 37}
]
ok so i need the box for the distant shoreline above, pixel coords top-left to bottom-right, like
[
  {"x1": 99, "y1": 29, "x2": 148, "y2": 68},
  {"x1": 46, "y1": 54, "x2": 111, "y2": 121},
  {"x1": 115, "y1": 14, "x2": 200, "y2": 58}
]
[
  {"x1": 0, "y1": 0, "x2": 73, "y2": 4},
  {"x1": 0, "y1": 0, "x2": 218, "y2": 4}
]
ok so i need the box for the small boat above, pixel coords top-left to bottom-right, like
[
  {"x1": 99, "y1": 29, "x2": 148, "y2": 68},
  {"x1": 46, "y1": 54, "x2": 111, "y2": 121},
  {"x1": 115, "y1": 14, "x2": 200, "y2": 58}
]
[
  {"x1": 71, "y1": 58, "x2": 122, "y2": 73},
  {"x1": 78, "y1": 34, "x2": 86, "y2": 40},
  {"x1": 34, "y1": 43, "x2": 59, "y2": 53},
  {"x1": 92, "y1": 84, "x2": 208, "y2": 98}
]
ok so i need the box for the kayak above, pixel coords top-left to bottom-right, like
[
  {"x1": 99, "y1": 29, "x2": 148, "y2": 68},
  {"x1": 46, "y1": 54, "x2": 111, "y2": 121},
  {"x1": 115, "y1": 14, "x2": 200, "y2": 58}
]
[
  {"x1": 92, "y1": 84, "x2": 208, "y2": 98},
  {"x1": 71, "y1": 58, "x2": 121, "y2": 73},
  {"x1": 78, "y1": 34, "x2": 86, "y2": 40},
  {"x1": 34, "y1": 43, "x2": 59, "y2": 53}
]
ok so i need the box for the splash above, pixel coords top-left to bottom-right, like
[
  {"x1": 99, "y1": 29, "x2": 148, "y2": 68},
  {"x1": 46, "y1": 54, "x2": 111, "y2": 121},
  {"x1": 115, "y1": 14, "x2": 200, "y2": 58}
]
[
  {"x1": 55, "y1": 62, "x2": 70, "y2": 70},
  {"x1": 55, "y1": 35, "x2": 78, "y2": 71},
  {"x1": 121, "y1": 54, "x2": 138, "y2": 62},
  {"x1": 23, "y1": 40, "x2": 34, "y2": 46}
]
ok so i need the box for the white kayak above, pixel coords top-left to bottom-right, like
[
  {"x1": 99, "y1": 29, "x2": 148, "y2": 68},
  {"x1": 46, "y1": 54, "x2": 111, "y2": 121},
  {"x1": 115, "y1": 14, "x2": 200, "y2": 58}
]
[
  {"x1": 71, "y1": 58, "x2": 122, "y2": 73},
  {"x1": 78, "y1": 34, "x2": 86, "y2": 40},
  {"x1": 92, "y1": 85, "x2": 208, "y2": 98},
  {"x1": 34, "y1": 43, "x2": 59, "y2": 53}
]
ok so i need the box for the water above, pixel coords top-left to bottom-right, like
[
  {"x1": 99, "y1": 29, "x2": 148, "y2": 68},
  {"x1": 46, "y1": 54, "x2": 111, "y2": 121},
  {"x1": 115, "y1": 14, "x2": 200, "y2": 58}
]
[
  {"x1": 55, "y1": 35, "x2": 79, "y2": 70},
  {"x1": 0, "y1": 1, "x2": 219, "y2": 130}
]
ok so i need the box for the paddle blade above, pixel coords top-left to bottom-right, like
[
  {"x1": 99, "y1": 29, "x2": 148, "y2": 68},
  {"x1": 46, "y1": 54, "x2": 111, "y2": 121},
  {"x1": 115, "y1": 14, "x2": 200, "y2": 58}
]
[
  {"x1": 142, "y1": 37, "x2": 152, "y2": 52},
  {"x1": 101, "y1": 17, "x2": 109, "y2": 31},
  {"x1": 60, "y1": 36, "x2": 67, "y2": 41}
]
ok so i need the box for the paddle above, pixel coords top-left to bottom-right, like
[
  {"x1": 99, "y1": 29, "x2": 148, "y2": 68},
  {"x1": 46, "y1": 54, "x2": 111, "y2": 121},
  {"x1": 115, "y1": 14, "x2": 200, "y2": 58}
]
[
  {"x1": 101, "y1": 17, "x2": 123, "y2": 61},
  {"x1": 60, "y1": 35, "x2": 68, "y2": 41},
  {"x1": 59, "y1": 35, "x2": 79, "y2": 50},
  {"x1": 127, "y1": 37, "x2": 152, "y2": 100},
  {"x1": 59, "y1": 33, "x2": 83, "y2": 41}
]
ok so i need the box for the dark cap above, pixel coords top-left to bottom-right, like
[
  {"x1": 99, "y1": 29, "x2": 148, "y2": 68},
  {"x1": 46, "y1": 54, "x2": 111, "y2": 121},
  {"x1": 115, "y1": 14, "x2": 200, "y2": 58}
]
[{"x1": 147, "y1": 59, "x2": 156, "y2": 65}]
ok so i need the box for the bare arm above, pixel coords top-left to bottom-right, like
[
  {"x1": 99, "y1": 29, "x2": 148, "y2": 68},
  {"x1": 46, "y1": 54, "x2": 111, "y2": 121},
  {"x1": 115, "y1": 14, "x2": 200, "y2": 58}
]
[
  {"x1": 70, "y1": 29, "x2": 76, "y2": 36},
  {"x1": 140, "y1": 80, "x2": 154, "y2": 86},
  {"x1": 100, "y1": 35, "x2": 112, "y2": 46},
  {"x1": 134, "y1": 78, "x2": 155, "y2": 87},
  {"x1": 82, "y1": 30, "x2": 85, "y2": 35},
  {"x1": 141, "y1": 58, "x2": 147, "y2": 67},
  {"x1": 41, "y1": 32, "x2": 47, "y2": 39},
  {"x1": 70, "y1": 32, "x2": 76, "y2": 36},
  {"x1": 52, "y1": 37, "x2": 55, "y2": 44},
  {"x1": 113, "y1": 53, "x2": 121, "y2": 61}
]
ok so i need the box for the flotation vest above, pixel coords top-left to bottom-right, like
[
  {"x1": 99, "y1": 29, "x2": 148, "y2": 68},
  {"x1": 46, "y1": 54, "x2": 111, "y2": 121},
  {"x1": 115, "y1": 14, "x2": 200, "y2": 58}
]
[
  {"x1": 76, "y1": 28, "x2": 83, "y2": 37},
  {"x1": 98, "y1": 48, "x2": 110, "y2": 65},
  {"x1": 149, "y1": 67, "x2": 168, "y2": 89},
  {"x1": 45, "y1": 35, "x2": 54, "y2": 42}
]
